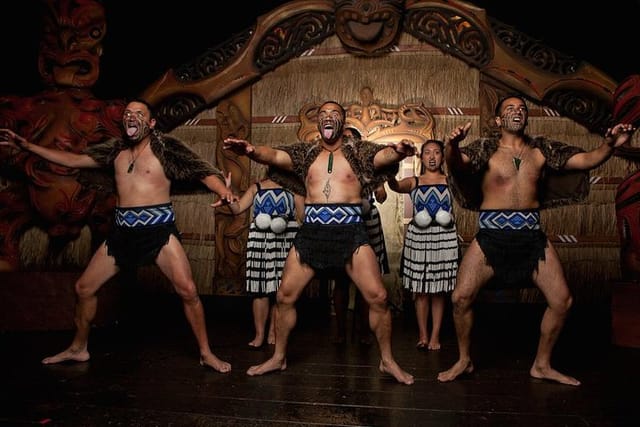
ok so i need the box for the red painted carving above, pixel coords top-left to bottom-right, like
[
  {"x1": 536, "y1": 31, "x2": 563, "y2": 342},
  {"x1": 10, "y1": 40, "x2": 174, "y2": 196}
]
[{"x1": 0, "y1": 0, "x2": 124, "y2": 271}]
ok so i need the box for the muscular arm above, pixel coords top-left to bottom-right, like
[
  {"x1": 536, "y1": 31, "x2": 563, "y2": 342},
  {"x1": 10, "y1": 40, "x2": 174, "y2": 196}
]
[
  {"x1": 201, "y1": 174, "x2": 238, "y2": 204},
  {"x1": 223, "y1": 137, "x2": 294, "y2": 171},
  {"x1": 445, "y1": 122, "x2": 473, "y2": 173},
  {"x1": 1, "y1": 128, "x2": 99, "y2": 168},
  {"x1": 564, "y1": 123, "x2": 635, "y2": 170},
  {"x1": 373, "y1": 139, "x2": 416, "y2": 169}
]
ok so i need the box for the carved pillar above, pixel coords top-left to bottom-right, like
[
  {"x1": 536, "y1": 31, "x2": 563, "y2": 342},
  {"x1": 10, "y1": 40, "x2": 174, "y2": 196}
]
[{"x1": 213, "y1": 90, "x2": 252, "y2": 295}]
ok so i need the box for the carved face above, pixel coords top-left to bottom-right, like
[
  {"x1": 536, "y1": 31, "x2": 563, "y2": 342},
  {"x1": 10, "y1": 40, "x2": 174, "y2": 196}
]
[
  {"x1": 37, "y1": 0, "x2": 106, "y2": 88},
  {"x1": 335, "y1": 0, "x2": 404, "y2": 55}
]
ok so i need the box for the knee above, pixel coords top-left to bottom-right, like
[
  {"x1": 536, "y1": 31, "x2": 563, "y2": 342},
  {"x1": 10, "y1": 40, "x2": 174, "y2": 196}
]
[
  {"x1": 557, "y1": 294, "x2": 573, "y2": 314},
  {"x1": 451, "y1": 290, "x2": 473, "y2": 311},
  {"x1": 174, "y1": 278, "x2": 198, "y2": 301},
  {"x1": 366, "y1": 287, "x2": 388, "y2": 309},
  {"x1": 276, "y1": 288, "x2": 297, "y2": 306},
  {"x1": 74, "y1": 280, "x2": 94, "y2": 299}
]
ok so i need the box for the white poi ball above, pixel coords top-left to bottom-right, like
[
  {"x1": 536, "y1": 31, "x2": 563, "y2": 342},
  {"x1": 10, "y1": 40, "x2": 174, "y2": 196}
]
[
  {"x1": 255, "y1": 213, "x2": 272, "y2": 230},
  {"x1": 270, "y1": 216, "x2": 287, "y2": 234},
  {"x1": 414, "y1": 210, "x2": 432, "y2": 228},
  {"x1": 361, "y1": 198, "x2": 371, "y2": 215},
  {"x1": 435, "y1": 209, "x2": 453, "y2": 226}
]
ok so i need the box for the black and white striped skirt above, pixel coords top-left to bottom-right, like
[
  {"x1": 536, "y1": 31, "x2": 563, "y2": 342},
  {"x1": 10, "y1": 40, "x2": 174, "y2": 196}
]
[
  {"x1": 245, "y1": 220, "x2": 298, "y2": 295},
  {"x1": 400, "y1": 222, "x2": 459, "y2": 294}
]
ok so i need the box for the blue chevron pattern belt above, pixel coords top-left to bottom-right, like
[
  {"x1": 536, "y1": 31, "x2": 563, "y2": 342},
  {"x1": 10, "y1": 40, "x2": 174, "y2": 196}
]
[
  {"x1": 478, "y1": 209, "x2": 540, "y2": 230},
  {"x1": 115, "y1": 203, "x2": 176, "y2": 228},
  {"x1": 304, "y1": 203, "x2": 363, "y2": 225}
]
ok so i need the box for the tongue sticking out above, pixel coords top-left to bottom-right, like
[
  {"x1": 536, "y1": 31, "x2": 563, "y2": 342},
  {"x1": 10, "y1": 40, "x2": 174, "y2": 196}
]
[
  {"x1": 322, "y1": 128, "x2": 334, "y2": 139},
  {"x1": 126, "y1": 127, "x2": 138, "y2": 137}
]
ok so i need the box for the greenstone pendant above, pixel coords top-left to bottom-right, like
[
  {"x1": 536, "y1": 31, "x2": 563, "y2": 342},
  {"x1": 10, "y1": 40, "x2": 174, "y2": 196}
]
[{"x1": 513, "y1": 157, "x2": 521, "y2": 170}]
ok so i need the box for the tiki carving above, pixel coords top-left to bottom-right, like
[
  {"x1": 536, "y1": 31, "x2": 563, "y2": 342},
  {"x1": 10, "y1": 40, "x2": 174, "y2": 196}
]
[
  {"x1": 334, "y1": 0, "x2": 404, "y2": 55},
  {"x1": 214, "y1": 98, "x2": 251, "y2": 294},
  {"x1": 0, "y1": 0, "x2": 124, "y2": 271}
]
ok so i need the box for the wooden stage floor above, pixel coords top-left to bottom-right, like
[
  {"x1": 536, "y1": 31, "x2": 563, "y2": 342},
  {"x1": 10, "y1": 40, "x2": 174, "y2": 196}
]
[{"x1": 0, "y1": 293, "x2": 637, "y2": 427}]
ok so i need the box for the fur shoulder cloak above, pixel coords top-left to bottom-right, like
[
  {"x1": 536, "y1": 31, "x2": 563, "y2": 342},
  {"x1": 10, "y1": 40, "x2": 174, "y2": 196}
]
[
  {"x1": 80, "y1": 132, "x2": 224, "y2": 194},
  {"x1": 268, "y1": 136, "x2": 399, "y2": 198},
  {"x1": 448, "y1": 135, "x2": 589, "y2": 210}
]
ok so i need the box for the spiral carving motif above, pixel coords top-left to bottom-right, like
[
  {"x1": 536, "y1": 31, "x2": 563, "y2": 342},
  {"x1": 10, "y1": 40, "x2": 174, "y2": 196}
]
[
  {"x1": 176, "y1": 30, "x2": 254, "y2": 82},
  {"x1": 255, "y1": 12, "x2": 334, "y2": 72},
  {"x1": 405, "y1": 7, "x2": 490, "y2": 68},
  {"x1": 490, "y1": 20, "x2": 579, "y2": 75}
]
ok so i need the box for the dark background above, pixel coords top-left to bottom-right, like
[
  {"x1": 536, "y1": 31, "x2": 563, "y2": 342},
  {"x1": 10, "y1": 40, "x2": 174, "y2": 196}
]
[{"x1": 1, "y1": 0, "x2": 638, "y2": 100}]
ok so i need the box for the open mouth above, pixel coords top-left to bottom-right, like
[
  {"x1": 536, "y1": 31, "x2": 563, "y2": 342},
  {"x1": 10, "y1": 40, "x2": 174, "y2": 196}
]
[
  {"x1": 126, "y1": 124, "x2": 139, "y2": 137},
  {"x1": 43, "y1": 58, "x2": 93, "y2": 76},
  {"x1": 321, "y1": 122, "x2": 335, "y2": 139}
]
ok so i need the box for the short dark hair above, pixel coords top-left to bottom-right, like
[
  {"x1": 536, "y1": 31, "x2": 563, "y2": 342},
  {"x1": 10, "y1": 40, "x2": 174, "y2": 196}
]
[
  {"x1": 319, "y1": 100, "x2": 345, "y2": 119},
  {"x1": 126, "y1": 97, "x2": 155, "y2": 118},
  {"x1": 494, "y1": 94, "x2": 527, "y2": 116}
]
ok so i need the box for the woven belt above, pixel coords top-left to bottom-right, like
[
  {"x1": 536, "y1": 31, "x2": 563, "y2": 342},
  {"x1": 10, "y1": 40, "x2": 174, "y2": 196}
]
[
  {"x1": 478, "y1": 210, "x2": 540, "y2": 230},
  {"x1": 304, "y1": 204, "x2": 363, "y2": 225},
  {"x1": 115, "y1": 203, "x2": 175, "y2": 228}
]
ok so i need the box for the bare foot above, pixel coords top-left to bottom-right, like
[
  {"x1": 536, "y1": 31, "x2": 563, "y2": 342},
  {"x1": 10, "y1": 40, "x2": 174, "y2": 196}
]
[
  {"x1": 267, "y1": 333, "x2": 275, "y2": 345},
  {"x1": 427, "y1": 340, "x2": 441, "y2": 351},
  {"x1": 530, "y1": 365, "x2": 580, "y2": 386},
  {"x1": 379, "y1": 360, "x2": 414, "y2": 385},
  {"x1": 42, "y1": 348, "x2": 90, "y2": 365},
  {"x1": 437, "y1": 359, "x2": 474, "y2": 382},
  {"x1": 199, "y1": 354, "x2": 231, "y2": 373},
  {"x1": 246, "y1": 357, "x2": 286, "y2": 376},
  {"x1": 248, "y1": 338, "x2": 264, "y2": 348}
]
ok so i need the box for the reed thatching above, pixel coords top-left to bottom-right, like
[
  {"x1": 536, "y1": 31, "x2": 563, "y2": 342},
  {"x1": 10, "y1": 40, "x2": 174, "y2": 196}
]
[{"x1": 165, "y1": 34, "x2": 624, "y2": 303}]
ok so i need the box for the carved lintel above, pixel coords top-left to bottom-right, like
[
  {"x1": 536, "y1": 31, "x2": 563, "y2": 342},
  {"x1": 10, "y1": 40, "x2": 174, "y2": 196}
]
[{"x1": 335, "y1": 0, "x2": 404, "y2": 56}]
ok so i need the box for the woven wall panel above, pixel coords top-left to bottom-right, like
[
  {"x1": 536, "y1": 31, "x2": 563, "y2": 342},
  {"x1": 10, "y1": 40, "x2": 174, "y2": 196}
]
[{"x1": 167, "y1": 34, "x2": 625, "y2": 302}]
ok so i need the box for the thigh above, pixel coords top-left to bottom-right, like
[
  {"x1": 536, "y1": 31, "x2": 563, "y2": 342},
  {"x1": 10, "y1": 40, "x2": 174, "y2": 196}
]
[
  {"x1": 455, "y1": 239, "x2": 493, "y2": 299},
  {"x1": 532, "y1": 241, "x2": 571, "y2": 307},
  {"x1": 77, "y1": 242, "x2": 119, "y2": 293},
  {"x1": 155, "y1": 234, "x2": 193, "y2": 289},
  {"x1": 277, "y1": 246, "x2": 316, "y2": 303},
  {"x1": 346, "y1": 245, "x2": 385, "y2": 301}
]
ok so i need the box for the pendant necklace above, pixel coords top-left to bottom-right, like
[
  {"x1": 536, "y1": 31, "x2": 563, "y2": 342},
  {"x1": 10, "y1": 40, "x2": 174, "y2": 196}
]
[
  {"x1": 323, "y1": 145, "x2": 341, "y2": 174},
  {"x1": 127, "y1": 141, "x2": 150, "y2": 173},
  {"x1": 512, "y1": 144, "x2": 526, "y2": 171}
]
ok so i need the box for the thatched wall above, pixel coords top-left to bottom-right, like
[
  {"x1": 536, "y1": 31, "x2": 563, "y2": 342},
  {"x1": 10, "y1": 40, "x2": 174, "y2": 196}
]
[{"x1": 168, "y1": 32, "x2": 633, "y2": 304}]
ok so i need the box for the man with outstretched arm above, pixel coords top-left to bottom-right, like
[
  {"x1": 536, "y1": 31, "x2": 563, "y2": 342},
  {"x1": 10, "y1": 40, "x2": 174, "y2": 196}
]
[
  {"x1": 438, "y1": 94, "x2": 635, "y2": 386},
  {"x1": 0, "y1": 98, "x2": 237, "y2": 372},
  {"x1": 222, "y1": 100, "x2": 415, "y2": 384}
]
